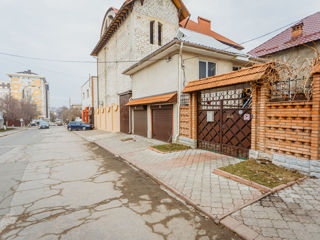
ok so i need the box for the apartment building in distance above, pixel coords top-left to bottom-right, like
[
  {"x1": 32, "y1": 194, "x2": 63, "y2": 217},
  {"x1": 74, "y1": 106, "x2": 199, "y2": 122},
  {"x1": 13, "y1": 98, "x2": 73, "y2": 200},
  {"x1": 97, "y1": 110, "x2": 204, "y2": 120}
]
[{"x1": 7, "y1": 70, "x2": 49, "y2": 119}]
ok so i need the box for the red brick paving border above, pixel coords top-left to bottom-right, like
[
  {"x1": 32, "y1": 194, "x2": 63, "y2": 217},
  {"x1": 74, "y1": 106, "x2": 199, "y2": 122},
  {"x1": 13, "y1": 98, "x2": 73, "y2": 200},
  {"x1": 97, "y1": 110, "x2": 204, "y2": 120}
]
[
  {"x1": 220, "y1": 216, "x2": 262, "y2": 240},
  {"x1": 213, "y1": 168, "x2": 308, "y2": 194},
  {"x1": 213, "y1": 169, "x2": 271, "y2": 193},
  {"x1": 148, "y1": 146, "x2": 191, "y2": 154}
]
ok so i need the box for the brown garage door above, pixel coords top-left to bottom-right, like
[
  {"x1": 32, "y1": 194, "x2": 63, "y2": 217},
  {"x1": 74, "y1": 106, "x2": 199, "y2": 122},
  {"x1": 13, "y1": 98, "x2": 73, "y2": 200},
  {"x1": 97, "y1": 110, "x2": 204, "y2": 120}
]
[
  {"x1": 151, "y1": 105, "x2": 173, "y2": 142},
  {"x1": 134, "y1": 107, "x2": 147, "y2": 137},
  {"x1": 120, "y1": 92, "x2": 131, "y2": 134}
]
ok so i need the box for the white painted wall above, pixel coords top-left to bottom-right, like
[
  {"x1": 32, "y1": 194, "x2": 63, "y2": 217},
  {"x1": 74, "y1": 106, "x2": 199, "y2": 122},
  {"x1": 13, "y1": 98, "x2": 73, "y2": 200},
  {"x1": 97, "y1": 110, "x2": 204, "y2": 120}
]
[
  {"x1": 81, "y1": 80, "x2": 92, "y2": 110},
  {"x1": 131, "y1": 54, "x2": 179, "y2": 99}
]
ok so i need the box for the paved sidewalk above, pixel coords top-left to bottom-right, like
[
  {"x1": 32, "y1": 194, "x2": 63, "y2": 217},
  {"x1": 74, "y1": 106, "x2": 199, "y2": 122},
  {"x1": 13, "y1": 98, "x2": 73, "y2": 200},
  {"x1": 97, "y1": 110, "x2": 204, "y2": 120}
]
[
  {"x1": 77, "y1": 130, "x2": 262, "y2": 221},
  {"x1": 76, "y1": 130, "x2": 320, "y2": 240},
  {"x1": 230, "y1": 179, "x2": 320, "y2": 240}
]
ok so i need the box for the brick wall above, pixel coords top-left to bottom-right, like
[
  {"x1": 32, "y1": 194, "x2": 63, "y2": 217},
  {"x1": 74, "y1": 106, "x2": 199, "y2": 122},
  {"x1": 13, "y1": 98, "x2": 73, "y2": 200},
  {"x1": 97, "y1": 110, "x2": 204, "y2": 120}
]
[
  {"x1": 179, "y1": 106, "x2": 190, "y2": 138},
  {"x1": 265, "y1": 101, "x2": 312, "y2": 160},
  {"x1": 250, "y1": 69, "x2": 320, "y2": 177}
]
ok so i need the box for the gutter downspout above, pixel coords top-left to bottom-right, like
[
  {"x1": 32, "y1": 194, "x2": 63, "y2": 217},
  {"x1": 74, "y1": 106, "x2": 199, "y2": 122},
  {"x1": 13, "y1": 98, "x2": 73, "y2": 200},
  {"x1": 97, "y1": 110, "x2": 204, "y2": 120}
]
[{"x1": 174, "y1": 41, "x2": 184, "y2": 142}]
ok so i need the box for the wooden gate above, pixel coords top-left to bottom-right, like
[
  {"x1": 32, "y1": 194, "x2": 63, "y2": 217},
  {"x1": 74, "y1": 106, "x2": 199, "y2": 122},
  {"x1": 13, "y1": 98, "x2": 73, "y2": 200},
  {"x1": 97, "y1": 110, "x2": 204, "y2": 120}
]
[
  {"x1": 197, "y1": 84, "x2": 252, "y2": 158},
  {"x1": 120, "y1": 91, "x2": 131, "y2": 134}
]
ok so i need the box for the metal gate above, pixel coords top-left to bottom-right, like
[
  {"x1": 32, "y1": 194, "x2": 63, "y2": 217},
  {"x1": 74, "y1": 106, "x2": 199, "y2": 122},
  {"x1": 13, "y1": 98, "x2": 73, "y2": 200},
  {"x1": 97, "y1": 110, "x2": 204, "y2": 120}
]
[
  {"x1": 134, "y1": 106, "x2": 148, "y2": 137},
  {"x1": 151, "y1": 104, "x2": 173, "y2": 142},
  {"x1": 197, "y1": 84, "x2": 252, "y2": 158}
]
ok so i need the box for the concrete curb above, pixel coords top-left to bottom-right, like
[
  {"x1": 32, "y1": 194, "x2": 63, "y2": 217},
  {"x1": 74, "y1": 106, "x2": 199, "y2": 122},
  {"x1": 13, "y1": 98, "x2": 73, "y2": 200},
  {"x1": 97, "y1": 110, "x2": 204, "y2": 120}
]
[{"x1": 220, "y1": 216, "x2": 265, "y2": 240}]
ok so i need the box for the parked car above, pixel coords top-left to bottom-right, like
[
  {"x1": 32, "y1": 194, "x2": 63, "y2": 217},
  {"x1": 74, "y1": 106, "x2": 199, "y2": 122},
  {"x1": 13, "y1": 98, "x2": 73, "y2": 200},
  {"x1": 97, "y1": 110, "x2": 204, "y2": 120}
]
[
  {"x1": 39, "y1": 121, "x2": 49, "y2": 129},
  {"x1": 30, "y1": 121, "x2": 37, "y2": 126},
  {"x1": 56, "y1": 120, "x2": 63, "y2": 126},
  {"x1": 67, "y1": 121, "x2": 92, "y2": 131}
]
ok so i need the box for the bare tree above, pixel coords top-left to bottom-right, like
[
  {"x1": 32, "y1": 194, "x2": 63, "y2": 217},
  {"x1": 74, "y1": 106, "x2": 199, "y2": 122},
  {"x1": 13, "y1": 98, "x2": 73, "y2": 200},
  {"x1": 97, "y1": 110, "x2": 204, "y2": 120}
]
[
  {"x1": 0, "y1": 94, "x2": 21, "y2": 125},
  {"x1": 57, "y1": 106, "x2": 82, "y2": 123},
  {"x1": 57, "y1": 106, "x2": 69, "y2": 123},
  {"x1": 20, "y1": 97, "x2": 39, "y2": 123},
  {"x1": 50, "y1": 111, "x2": 57, "y2": 122}
]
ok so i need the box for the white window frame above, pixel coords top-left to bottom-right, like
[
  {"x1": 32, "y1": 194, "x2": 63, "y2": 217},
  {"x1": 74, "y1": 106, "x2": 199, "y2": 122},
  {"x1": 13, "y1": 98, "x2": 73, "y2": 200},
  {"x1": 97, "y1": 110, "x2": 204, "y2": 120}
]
[{"x1": 199, "y1": 60, "x2": 217, "y2": 79}]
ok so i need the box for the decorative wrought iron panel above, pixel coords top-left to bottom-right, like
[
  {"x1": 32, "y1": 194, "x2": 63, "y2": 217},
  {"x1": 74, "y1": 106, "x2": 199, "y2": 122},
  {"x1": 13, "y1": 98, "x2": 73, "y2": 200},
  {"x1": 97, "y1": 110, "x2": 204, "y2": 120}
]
[{"x1": 197, "y1": 84, "x2": 252, "y2": 158}]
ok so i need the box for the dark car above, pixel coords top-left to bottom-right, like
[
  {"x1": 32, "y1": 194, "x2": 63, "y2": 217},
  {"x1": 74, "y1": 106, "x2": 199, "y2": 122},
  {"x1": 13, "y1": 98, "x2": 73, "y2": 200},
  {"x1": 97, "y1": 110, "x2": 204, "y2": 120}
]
[
  {"x1": 67, "y1": 121, "x2": 92, "y2": 131},
  {"x1": 39, "y1": 121, "x2": 49, "y2": 129}
]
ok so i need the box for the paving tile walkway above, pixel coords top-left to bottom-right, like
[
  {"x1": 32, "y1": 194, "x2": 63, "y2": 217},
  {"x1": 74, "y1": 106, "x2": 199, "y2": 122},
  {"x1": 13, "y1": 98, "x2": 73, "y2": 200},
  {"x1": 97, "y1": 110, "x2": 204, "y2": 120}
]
[
  {"x1": 77, "y1": 130, "x2": 262, "y2": 221},
  {"x1": 77, "y1": 130, "x2": 320, "y2": 239},
  {"x1": 231, "y1": 179, "x2": 320, "y2": 240}
]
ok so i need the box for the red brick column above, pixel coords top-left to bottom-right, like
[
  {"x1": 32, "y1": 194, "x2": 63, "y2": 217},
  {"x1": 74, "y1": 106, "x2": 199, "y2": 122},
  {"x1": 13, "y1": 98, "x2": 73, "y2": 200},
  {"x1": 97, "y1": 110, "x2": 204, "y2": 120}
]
[
  {"x1": 251, "y1": 84, "x2": 258, "y2": 150},
  {"x1": 311, "y1": 72, "x2": 320, "y2": 160},
  {"x1": 188, "y1": 94, "x2": 193, "y2": 138},
  {"x1": 258, "y1": 84, "x2": 268, "y2": 152},
  {"x1": 191, "y1": 92, "x2": 197, "y2": 140}
]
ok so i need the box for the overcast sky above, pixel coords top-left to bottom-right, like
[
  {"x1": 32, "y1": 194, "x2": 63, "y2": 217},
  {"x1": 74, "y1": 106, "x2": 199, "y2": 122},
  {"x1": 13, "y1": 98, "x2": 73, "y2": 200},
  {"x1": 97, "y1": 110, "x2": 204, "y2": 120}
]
[{"x1": 0, "y1": 0, "x2": 319, "y2": 108}]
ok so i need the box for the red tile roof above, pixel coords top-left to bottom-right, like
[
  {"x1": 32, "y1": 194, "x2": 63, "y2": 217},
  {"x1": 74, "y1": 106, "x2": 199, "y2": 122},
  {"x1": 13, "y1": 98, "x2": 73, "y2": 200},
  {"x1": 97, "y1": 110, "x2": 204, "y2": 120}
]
[
  {"x1": 182, "y1": 63, "x2": 274, "y2": 93},
  {"x1": 126, "y1": 92, "x2": 177, "y2": 106},
  {"x1": 180, "y1": 17, "x2": 244, "y2": 50},
  {"x1": 249, "y1": 12, "x2": 320, "y2": 57}
]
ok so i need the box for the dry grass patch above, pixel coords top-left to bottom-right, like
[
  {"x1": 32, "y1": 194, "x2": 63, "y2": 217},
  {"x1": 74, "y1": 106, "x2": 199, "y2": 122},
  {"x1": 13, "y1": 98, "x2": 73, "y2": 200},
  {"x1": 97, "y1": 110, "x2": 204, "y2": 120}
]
[
  {"x1": 151, "y1": 143, "x2": 191, "y2": 153},
  {"x1": 0, "y1": 128, "x2": 14, "y2": 132},
  {"x1": 220, "y1": 159, "x2": 304, "y2": 188}
]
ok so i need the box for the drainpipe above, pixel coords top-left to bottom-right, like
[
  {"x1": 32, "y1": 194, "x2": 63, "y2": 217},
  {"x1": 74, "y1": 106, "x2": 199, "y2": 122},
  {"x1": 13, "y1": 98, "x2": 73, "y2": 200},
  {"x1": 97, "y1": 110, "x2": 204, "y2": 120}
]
[{"x1": 174, "y1": 41, "x2": 184, "y2": 142}]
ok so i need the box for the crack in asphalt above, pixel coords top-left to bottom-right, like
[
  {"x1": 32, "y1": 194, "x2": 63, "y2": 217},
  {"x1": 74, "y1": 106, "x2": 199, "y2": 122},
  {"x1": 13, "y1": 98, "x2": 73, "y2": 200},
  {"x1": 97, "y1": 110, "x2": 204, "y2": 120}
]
[{"x1": 0, "y1": 129, "x2": 239, "y2": 240}]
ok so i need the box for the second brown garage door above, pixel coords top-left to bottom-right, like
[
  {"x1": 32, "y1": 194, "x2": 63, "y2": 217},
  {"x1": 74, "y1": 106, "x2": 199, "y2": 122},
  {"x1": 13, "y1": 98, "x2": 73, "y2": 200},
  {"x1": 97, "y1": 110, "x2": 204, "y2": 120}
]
[
  {"x1": 134, "y1": 108, "x2": 147, "y2": 137},
  {"x1": 151, "y1": 105, "x2": 173, "y2": 142}
]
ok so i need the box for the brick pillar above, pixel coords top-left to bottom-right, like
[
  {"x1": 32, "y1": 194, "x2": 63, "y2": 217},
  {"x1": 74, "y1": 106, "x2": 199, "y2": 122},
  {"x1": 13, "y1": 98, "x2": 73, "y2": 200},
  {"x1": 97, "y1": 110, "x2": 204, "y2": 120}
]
[
  {"x1": 311, "y1": 72, "x2": 320, "y2": 160},
  {"x1": 191, "y1": 92, "x2": 197, "y2": 140},
  {"x1": 254, "y1": 83, "x2": 268, "y2": 152},
  {"x1": 188, "y1": 94, "x2": 193, "y2": 138},
  {"x1": 251, "y1": 84, "x2": 258, "y2": 150}
]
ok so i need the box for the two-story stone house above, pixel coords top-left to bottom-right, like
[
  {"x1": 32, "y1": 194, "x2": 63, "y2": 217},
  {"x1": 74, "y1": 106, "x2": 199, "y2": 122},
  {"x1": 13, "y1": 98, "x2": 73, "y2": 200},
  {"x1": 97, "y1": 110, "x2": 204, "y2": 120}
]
[{"x1": 91, "y1": 0, "x2": 189, "y2": 133}]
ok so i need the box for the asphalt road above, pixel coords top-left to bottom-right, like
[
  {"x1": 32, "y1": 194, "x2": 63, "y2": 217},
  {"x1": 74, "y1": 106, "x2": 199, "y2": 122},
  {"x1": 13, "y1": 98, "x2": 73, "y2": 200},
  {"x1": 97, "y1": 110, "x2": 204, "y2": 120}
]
[
  {"x1": 0, "y1": 127, "x2": 239, "y2": 240},
  {"x1": 0, "y1": 128, "x2": 43, "y2": 222}
]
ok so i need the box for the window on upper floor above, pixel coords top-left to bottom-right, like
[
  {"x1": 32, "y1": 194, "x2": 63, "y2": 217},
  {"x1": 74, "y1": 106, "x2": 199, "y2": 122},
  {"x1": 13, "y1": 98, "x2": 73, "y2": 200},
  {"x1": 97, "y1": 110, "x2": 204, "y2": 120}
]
[
  {"x1": 150, "y1": 21, "x2": 155, "y2": 44},
  {"x1": 158, "y1": 22, "x2": 163, "y2": 46},
  {"x1": 199, "y1": 61, "x2": 216, "y2": 79},
  {"x1": 233, "y1": 66, "x2": 241, "y2": 71}
]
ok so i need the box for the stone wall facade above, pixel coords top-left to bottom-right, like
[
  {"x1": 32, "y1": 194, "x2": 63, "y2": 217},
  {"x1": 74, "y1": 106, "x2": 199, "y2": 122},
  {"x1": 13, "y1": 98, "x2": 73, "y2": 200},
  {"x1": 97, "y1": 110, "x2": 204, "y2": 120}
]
[{"x1": 95, "y1": 0, "x2": 180, "y2": 131}]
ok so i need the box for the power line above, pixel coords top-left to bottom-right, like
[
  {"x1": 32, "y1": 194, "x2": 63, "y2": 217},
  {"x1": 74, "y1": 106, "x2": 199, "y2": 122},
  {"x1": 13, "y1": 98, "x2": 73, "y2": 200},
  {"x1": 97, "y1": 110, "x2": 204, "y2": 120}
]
[
  {"x1": 0, "y1": 51, "x2": 164, "y2": 64},
  {"x1": 0, "y1": 18, "x2": 302, "y2": 63},
  {"x1": 223, "y1": 19, "x2": 301, "y2": 51}
]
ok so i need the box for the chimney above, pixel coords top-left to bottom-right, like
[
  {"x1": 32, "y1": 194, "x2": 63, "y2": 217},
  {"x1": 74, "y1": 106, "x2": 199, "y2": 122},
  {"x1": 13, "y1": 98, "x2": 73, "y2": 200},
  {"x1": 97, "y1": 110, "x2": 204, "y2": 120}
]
[
  {"x1": 291, "y1": 23, "x2": 303, "y2": 39},
  {"x1": 198, "y1": 16, "x2": 211, "y2": 29}
]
